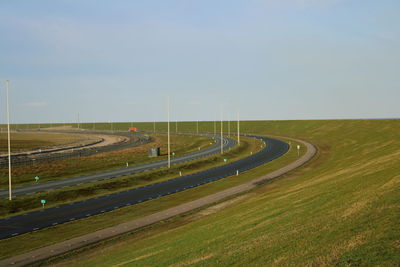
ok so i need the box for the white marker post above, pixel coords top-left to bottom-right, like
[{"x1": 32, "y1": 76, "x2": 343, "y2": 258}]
[{"x1": 297, "y1": 145, "x2": 300, "y2": 157}]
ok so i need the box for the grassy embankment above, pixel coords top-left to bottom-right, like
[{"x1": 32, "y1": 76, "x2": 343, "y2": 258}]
[
  {"x1": 0, "y1": 132, "x2": 86, "y2": 153},
  {"x1": 0, "y1": 133, "x2": 298, "y2": 260},
  {"x1": 46, "y1": 119, "x2": 400, "y2": 266},
  {"x1": 0, "y1": 134, "x2": 211, "y2": 188}
]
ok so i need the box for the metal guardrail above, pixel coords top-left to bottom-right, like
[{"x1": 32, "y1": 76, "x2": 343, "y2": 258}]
[{"x1": 0, "y1": 130, "x2": 152, "y2": 166}]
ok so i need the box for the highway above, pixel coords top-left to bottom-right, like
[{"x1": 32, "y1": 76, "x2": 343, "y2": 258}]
[
  {"x1": 0, "y1": 134, "x2": 234, "y2": 198},
  {"x1": 0, "y1": 135, "x2": 288, "y2": 240}
]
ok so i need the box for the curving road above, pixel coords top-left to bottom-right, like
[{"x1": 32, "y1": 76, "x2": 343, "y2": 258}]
[
  {"x1": 0, "y1": 134, "x2": 234, "y2": 198},
  {"x1": 0, "y1": 136, "x2": 288, "y2": 240}
]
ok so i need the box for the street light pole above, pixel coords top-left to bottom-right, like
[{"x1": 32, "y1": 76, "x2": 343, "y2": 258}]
[
  {"x1": 220, "y1": 108, "x2": 223, "y2": 154},
  {"x1": 167, "y1": 97, "x2": 171, "y2": 168},
  {"x1": 5, "y1": 80, "x2": 12, "y2": 200},
  {"x1": 237, "y1": 111, "x2": 240, "y2": 146},
  {"x1": 196, "y1": 120, "x2": 199, "y2": 134}
]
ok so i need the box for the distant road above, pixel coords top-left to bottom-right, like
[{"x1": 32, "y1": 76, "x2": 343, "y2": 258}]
[
  {"x1": 0, "y1": 134, "x2": 233, "y2": 198},
  {"x1": 0, "y1": 136, "x2": 288, "y2": 240},
  {"x1": 0, "y1": 130, "x2": 151, "y2": 166}
]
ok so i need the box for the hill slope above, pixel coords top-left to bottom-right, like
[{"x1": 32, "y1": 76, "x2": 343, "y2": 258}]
[{"x1": 51, "y1": 119, "x2": 400, "y2": 266}]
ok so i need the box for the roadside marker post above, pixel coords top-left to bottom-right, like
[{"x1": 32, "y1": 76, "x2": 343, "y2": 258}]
[
  {"x1": 179, "y1": 171, "x2": 182, "y2": 177},
  {"x1": 297, "y1": 145, "x2": 300, "y2": 157},
  {"x1": 41, "y1": 199, "x2": 46, "y2": 208},
  {"x1": 236, "y1": 170, "x2": 239, "y2": 176},
  {"x1": 126, "y1": 162, "x2": 129, "y2": 168}
]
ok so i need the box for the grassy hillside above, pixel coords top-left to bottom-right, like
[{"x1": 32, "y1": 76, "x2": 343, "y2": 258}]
[
  {"x1": 0, "y1": 132, "x2": 85, "y2": 152},
  {"x1": 51, "y1": 119, "x2": 400, "y2": 266}
]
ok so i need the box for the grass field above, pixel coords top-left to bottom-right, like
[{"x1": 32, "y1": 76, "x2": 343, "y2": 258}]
[
  {"x1": 45, "y1": 119, "x2": 399, "y2": 266},
  {"x1": 0, "y1": 133, "x2": 211, "y2": 188},
  {"x1": 0, "y1": 132, "x2": 87, "y2": 153}
]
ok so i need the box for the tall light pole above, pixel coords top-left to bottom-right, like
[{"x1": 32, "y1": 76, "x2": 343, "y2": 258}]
[
  {"x1": 167, "y1": 97, "x2": 171, "y2": 168},
  {"x1": 176, "y1": 120, "x2": 178, "y2": 133},
  {"x1": 77, "y1": 113, "x2": 80, "y2": 130},
  {"x1": 196, "y1": 120, "x2": 199, "y2": 134},
  {"x1": 228, "y1": 120, "x2": 230, "y2": 136},
  {"x1": 5, "y1": 80, "x2": 12, "y2": 200},
  {"x1": 237, "y1": 111, "x2": 240, "y2": 146},
  {"x1": 220, "y1": 108, "x2": 223, "y2": 154},
  {"x1": 153, "y1": 119, "x2": 156, "y2": 133}
]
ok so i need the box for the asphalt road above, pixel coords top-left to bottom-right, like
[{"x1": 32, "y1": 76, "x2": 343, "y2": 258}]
[
  {"x1": 0, "y1": 136, "x2": 288, "y2": 240},
  {"x1": 0, "y1": 134, "x2": 234, "y2": 198}
]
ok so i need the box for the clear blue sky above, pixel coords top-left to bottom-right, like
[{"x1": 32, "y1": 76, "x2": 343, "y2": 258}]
[{"x1": 0, "y1": 0, "x2": 399, "y2": 123}]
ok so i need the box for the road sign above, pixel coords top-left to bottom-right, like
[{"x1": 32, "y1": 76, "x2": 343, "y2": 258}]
[
  {"x1": 172, "y1": 152, "x2": 175, "y2": 156},
  {"x1": 34, "y1": 176, "x2": 40, "y2": 182},
  {"x1": 224, "y1": 158, "x2": 227, "y2": 162},
  {"x1": 41, "y1": 199, "x2": 46, "y2": 204},
  {"x1": 297, "y1": 145, "x2": 300, "y2": 150}
]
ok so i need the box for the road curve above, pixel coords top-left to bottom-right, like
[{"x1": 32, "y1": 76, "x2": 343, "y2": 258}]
[
  {"x1": 0, "y1": 136, "x2": 287, "y2": 240},
  {"x1": 0, "y1": 134, "x2": 234, "y2": 198},
  {"x1": 0, "y1": 135, "x2": 316, "y2": 267}
]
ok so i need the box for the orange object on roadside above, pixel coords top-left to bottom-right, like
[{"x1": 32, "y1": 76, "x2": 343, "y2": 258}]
[{"x1": 129, "y1": 127, "x2": 137, "y2": 132}]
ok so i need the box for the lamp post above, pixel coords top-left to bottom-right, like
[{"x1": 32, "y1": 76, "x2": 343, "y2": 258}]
[
  {"x1": 5, "y1": 80, "x2": 12, "y2": 200},
  {"x1": 237, "y1": 111, "x2": 240, "y2": 146},
  {"x1": 167, "y1": 97, "x2": 171, "y2": 168},
  {"x1": 220, "y1": 108, "x2": 223, "y2": 154}
]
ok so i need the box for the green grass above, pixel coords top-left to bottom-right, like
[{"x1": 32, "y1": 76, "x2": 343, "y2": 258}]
[
  {"x1": 44, "y1": 119, "x2": 400, "y2": 266},
  {"x1": 0, "y1": 135, "x2": 301, "y2": 260},
  {"x1": 0, "y1": 134, "x2": 211, "y2": 188}
]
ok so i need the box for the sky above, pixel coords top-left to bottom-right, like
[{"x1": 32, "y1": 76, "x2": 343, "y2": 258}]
[{"x1": 0, "y1": 0, "x2": 399, "y2": 123}]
